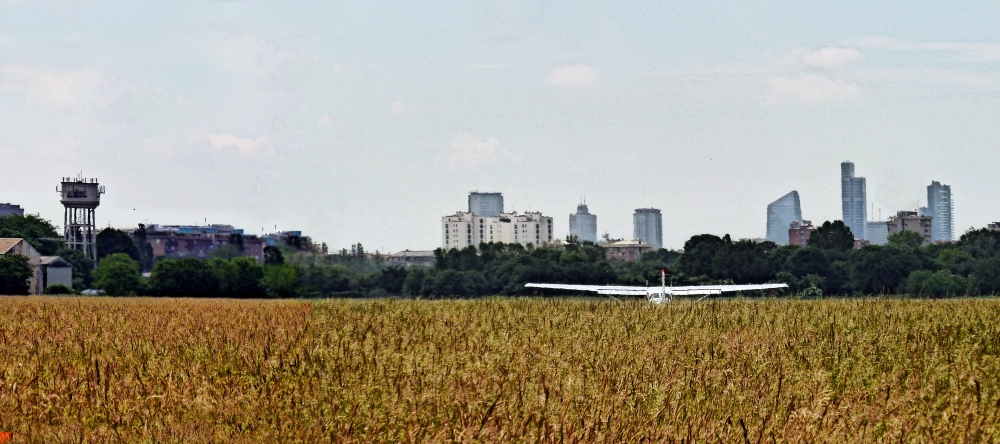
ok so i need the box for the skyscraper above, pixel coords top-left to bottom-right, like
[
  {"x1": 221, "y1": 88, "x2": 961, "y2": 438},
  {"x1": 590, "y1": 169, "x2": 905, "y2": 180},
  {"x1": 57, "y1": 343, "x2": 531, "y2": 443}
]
[
  {"x1": 568, "y1": 203, "x2": 597, "y2": 242},
  {"x1": 468, "y1": 192, "x2": 503, "y2": 217},
  {"x1": 633, "y1": 208, "x2": 663, "y2": 249},
  {"x1": 927, "y1": 181, "x2": 953, "y2": 242},
  {"x1": 766, "y1": 191, "x2": 802, "y2": 245},
  {"x1": 841, "y1": 162, "x2": 867, "y2": 240}
]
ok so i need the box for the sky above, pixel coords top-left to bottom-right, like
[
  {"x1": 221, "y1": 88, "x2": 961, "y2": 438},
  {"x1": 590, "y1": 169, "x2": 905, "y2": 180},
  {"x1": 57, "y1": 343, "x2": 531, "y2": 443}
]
[{"x1": 2, "y1": 1, "x2": 1000, "y2": 251}]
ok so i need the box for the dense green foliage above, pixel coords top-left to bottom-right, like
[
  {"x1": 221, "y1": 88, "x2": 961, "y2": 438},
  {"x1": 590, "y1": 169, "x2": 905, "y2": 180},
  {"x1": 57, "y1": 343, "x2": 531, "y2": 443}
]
[
  {"x1": 96, "y1": 228, "x2": 141, "y2": 262},
  {"x1": 42, "y1": 284, "x2": 76, "y2": 295},
  {"x1": 0, "y1": 214, "x2": 61, "y2": 255},
  {"x1": 94, "y1": 253, "x2": 143, "y2": 296},
  {"x1": 0, "y1": 254, "x2": 33, "y2": 295}
]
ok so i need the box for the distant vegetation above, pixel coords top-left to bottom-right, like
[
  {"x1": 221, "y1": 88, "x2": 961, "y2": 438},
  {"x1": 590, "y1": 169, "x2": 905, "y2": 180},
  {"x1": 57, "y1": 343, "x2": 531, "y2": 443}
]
[
  {"x1": 1, "y1": 297, "x2": 999, "y2": 440},
  {"x1": 3, "y1": 213, "x2": 1000, "y2": 297}
]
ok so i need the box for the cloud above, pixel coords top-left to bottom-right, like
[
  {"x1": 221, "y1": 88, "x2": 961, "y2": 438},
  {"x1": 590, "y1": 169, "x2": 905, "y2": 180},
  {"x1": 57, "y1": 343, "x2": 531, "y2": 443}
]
[
  {"x1": 390, "y1": 101, "x2": 405, "y2": 114},
  {"x1": 794, "y1": 47, "x2": 862, "y2": 69},
  {"x1": 846, "y1": 37, "x2": 1000, "y2": 62},
  {"x1": 766, "y1": 75, "x2": 860, "y2": 103},
  {"x1": 440, "y1": 133, "x2": 519, "y2": 169},
  {"x1": 317, "y1": 114, "x2": 334, "y2": 128},
  {"x1": 209, "y1": 133, "x2": 268, "y2": 156},
  {"x1": 0, "y1": 65, "x2": 111, "y2": 109},
  {"x1": 545, "y1": 64, "x2": 601, "y2": 88},
  {"x1": 214, "y1": 35, "x2": 294, "y2": 77}
]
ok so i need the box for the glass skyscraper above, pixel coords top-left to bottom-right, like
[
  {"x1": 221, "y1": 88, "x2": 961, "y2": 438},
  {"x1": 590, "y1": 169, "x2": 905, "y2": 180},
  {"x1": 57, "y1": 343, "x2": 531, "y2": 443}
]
[
  {"x1": 633, "y1": 208, "x2": 663, "y2": 249},
  {"x1": 766, "y1": 191, "x2": 802, "y2": 245},
  {"x1": 569, "y1": 203, "x2": 597, "y2": 242},
  {"x1": 841, "y1": 162, "x2": 867, "y2": 240},
  {"x1": 927, "y1": 181, "x2": 953, "y2": 242}
]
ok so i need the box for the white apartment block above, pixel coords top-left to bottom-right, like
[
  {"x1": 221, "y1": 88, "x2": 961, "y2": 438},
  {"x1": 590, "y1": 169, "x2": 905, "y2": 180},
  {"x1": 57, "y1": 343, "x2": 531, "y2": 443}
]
[{"x1": 442, "y1": 211, "x2": 553, "y2": 250}]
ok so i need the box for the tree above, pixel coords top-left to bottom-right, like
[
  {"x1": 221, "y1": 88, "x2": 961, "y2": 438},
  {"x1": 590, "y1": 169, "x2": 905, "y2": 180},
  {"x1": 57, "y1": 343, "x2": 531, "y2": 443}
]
[
  {"x1": 807, "y1": 221, "x2": 855, "y2": 251},
  {"x1": 0, "y1": 214, "x2": 62, "y2": 255},
  {"x1": 264, "y1": 246, "x2": 284, "y2": 265},
  {"x1": 958, "y1": 228, "x2": 1000, "y2": 259},
  {"x1": 231, "y1": 257, "x2": 266, "y2": 298},
  {"x1": 676, "y1": 234, "x2": 726, "y2": 278},
  {"x1": 261, "y1": 264, "x2": 300, "y2": 298},
  {"x1": 209, "y1": 243, "x2": 242, "y2": 260},
  {"x1": 134, "y1": 224, "x2": 155, "y2": 272},
  {"x1": 711, "y1": 240, "x2": 777, "y2": 283},
  {"x1": 846, "y1": 245, "x2": 928, "y2": 294},
  {"x1": 785, "y1": 247, "x2": 830, "y2": 278},
  {"x1": 402, "y1": 267, "x2": 427, "y2": 297},
  {"x1": 968, "y1": 258, "x2": 1000, "y2": 295},
  {"x1": 55, "y1": 247, "x2": 94, "y2": 289},
  {"x1": 0, "y1": 254, "x2": 33, "y2": 295},
  {"x1": 905, "y1": 269, "x2": 965, "y2": 298},
  {"x1": 148, "y1": 258, "x2": 219, "y2": 297},
  {"x1": 94, "y1": 253, "x2": 143, "y2": 296},
  {"x1": 96, "y1": 228, "x2": 140, "y2": 262},
  {"x1": 228, "y1": 233, "x2": 245, "y2": 254},
  {"x1": 888, "y1": 230, "x2": 925, "y2": 249}
]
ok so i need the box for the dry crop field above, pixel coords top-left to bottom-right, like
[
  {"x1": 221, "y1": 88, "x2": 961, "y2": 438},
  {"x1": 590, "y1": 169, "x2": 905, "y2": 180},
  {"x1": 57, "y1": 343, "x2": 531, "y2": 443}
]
[{"x1": 0, "y1": 297, "x2": 999, "y2": 442}]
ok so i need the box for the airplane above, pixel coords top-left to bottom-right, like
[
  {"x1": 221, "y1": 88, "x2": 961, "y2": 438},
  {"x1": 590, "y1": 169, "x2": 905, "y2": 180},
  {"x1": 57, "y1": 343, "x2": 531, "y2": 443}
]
[{"x1": 525, "y1": 270, "x2": 788, "y2": 304}]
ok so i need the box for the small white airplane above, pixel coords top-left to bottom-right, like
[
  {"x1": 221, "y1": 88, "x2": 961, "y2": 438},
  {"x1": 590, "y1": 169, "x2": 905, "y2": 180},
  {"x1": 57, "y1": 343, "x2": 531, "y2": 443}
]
[{"x1": 525, "y1": 270, "x2": 788, "y2": 304}]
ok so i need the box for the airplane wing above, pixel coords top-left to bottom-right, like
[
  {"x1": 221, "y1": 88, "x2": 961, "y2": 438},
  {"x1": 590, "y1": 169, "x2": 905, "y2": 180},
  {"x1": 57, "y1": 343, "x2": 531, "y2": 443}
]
[{"x1": 524, "y1": 282, "x2": 788, "y2": 296}]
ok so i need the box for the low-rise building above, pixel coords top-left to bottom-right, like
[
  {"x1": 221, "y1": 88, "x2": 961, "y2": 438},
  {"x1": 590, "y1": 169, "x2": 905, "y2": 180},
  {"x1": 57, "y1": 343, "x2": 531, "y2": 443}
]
[
  {"x1": 386, "y1": 250, "x2": 436, "y2": 267},
  {"x1": 887, "y1": 211, "x2": 932, "y2": 244},
  {"x1": 604, "y1": 239, "x2": 655, "y2": 261},
  {"x1": 0, "y1": 238, "x2": 42, "y2": 294},
  {"x1": 788, "y1": 220, "x2": 816, "y2": 247},
  {"x1": 988, "y1": 222, "x2": 1000, "y2": 232},
  {"x1": 0, "y1": 203, "x2": 24, "y2": 217},
  {"x1": 442, "y1": 211, "x2": 554, "y2": 250},
  {"x1": 40, "y1": 256, "x2": 73, "y2": 289},
  {"x1": 130, "y1": 225, "x2": 266, "y2": 262}
]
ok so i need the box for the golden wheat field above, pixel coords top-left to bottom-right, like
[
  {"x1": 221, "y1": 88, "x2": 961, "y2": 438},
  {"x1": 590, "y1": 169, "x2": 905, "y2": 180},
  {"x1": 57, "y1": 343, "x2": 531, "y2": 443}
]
[{"x1": 0, "y1": 297, "x2": 999, "y2": 442}]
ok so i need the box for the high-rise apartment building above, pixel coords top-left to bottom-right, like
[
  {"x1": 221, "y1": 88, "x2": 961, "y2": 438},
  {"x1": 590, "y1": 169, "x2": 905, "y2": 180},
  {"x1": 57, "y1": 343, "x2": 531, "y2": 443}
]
[
  {"x1": 569, "y1": 203, "x2": 597, "y2": 242},
  {"x1": 766, "y1": 191, "x2": 802, "y2": 245},
  {"x1": 841, "y1": 162, "x2": 867, "y2": 240},
  {"x1": 633, "y1": 208, "x2": 663, "y2": 249},
  {"x1": 442, "y1": 211, "x2": 553, "y2": 249},
  {"x1": 927, "y1": 181, "x2": 953, "y2": 242},
  {"x1": 468, "y1": 192, "x2": 504, "y2": 217}
]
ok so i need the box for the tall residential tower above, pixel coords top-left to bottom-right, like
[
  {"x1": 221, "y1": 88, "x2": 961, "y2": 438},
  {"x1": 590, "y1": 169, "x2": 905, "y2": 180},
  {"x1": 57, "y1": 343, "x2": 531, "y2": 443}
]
[
  {"x1": 841, "y1": 162, "x2": 867, "y2": 240},
  {"x1": 765, "y1": 191, "x2": 802, "y2": 245},
  {"x1": 633, "y1": 208, "x2": 663, "y2": 249}
]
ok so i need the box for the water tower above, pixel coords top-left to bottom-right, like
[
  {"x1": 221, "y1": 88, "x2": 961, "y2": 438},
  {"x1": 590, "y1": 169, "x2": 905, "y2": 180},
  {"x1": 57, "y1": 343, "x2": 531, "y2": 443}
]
[{"x1": 57, "y1": 174, "x2": 105, "y2": 262}]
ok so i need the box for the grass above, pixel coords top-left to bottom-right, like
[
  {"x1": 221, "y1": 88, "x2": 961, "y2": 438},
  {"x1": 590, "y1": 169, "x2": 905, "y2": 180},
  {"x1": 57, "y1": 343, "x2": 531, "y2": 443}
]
[{"x1": 0, "y1": 296, "x2": 998, "y2": 442}]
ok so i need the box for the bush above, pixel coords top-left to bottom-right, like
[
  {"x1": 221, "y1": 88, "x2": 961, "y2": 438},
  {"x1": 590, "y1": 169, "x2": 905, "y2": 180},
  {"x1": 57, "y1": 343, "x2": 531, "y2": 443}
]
[{"x1": 43, "y1": 284, "x2": 76, "y2": 295}]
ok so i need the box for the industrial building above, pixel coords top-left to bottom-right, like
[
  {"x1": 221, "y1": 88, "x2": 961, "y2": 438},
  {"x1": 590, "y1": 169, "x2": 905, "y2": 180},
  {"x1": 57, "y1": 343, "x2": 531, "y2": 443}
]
[
  {"x1": 386, "y1": 250, "x2": 436, "y2": 267},
  {"x1": 841, "y1": 162, "x2": 867, "y2": 240},
  {"x1": 568, "y1": 203, "x2": 597, "y2": 242},
  {"x1": 442, "y1": 211, "x2": 553, "y2": 249},
  {"x1": 468, "y1": 192, "x2": 504, "y2": 217},
  {"x1": 766, "y1": 191, "x2": 802, "y2": 245},
  {"x1": 0, "y1": 203, "x2": 24, "y2": 217},
  {"x1": 633, "y1": 208, "x2": 663, "y2": 249},
  {"x1": 887, "y1": 211, "x2": 932, "y2": 244},
  {"x1": 927, "y1": 181, "x2": 954, "y2": 242}
]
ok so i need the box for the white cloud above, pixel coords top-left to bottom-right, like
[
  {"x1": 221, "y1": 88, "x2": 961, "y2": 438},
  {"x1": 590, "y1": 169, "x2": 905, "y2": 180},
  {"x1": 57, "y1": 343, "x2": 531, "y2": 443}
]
[
  {"x1": 209, "y1": 133, "x2": 268, "y2": 156},
  {"x1": 440, "y1": 133, "x2": 519, "y2": 169},
  {"x1": 545, "y1": 64, "x2": 601, "y2": 88},
  {"x1": 766, "y1": 75, "x2": 860, "y2": 103},
  {"x1": 0, "y1": 65, "x2": 110, "y2": 109},
  {"x1": 846, "y1": 37, "x2": 1000, "y2": 62},
  {"x1": 795, "y1": 47, "x2": 862, "y2": 69},
  {"x1": 390, "y1": 101, "x2": 405, "y2": 114}
]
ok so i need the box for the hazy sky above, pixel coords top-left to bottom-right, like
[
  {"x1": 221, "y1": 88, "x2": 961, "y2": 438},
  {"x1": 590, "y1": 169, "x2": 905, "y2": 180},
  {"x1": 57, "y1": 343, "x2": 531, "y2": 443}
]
[{"x1": 3, "y1": 1, "x2": 1000, "y2": 251}]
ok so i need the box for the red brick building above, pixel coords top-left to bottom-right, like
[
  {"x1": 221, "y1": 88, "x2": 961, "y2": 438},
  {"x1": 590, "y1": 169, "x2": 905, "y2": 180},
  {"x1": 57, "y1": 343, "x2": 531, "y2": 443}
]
[{"x1": 788, "y1": 220, "x2": 816, "y2": 247}]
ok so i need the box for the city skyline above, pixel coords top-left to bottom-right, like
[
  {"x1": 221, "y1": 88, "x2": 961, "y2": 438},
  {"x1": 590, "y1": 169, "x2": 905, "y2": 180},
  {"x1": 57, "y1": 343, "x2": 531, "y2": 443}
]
[{"x1": 3, "y1": 2, "x2": 1000, "y2": 251}]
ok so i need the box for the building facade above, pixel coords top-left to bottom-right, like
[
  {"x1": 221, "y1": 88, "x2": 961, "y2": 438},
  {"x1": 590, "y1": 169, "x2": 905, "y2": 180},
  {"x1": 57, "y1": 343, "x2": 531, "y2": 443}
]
[
  {"x1": 468, "y1": 192, "x2": 504, "y2": 217},
  {"x1": 604, "y1": 239, "x2": 655, "y2": 261},
  {"x1": 569, "y1": 204, "x2": 598, "y2": 242},
  {"x1": 841, "y1": 162, "x2": 867, "y2": 240},
  {"x1": 386, "y1": 250, "x2": 436, "y2": 267},
  {"x1": 0, "y1": 238, "x2": 43, "y2": 294},
  {"x1": 131, "y1": 224, "x2": 266, "y2": 262},
  {"x1": 788, "y1": 220, "x2": 816, "y2": 247},
  {"x1": 633, "y1": 208, "x2": 663, "y2": 249},
  {"x1": 927, "y1": 181, "x2": 953, "y2": 242},
  {"x1": 766, "y1": 191, "x2": 802, "y2": 245},
  {"x1": 442, "y1": 211, "x2": 554, "y2": 249},
  {"x1": 866, "y1": 221, "x2": 889, "y2": 246},
  {"x1": 887, "y1": 211, "x2": 932, "y2": 244},
  {"x1": 0, "y1": 203, "x2": 24, "y2": 217}
]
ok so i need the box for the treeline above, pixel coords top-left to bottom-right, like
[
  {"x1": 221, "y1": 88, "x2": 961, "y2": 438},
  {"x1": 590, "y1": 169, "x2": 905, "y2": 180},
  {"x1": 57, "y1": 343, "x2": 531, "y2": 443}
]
[{"x1": 5, "y1": 213, "x2": 1000, "y2": 297}]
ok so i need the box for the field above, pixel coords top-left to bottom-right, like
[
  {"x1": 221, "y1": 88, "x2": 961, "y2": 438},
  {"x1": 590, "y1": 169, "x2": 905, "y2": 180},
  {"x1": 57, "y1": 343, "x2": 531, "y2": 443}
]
[{"x1": 0, "y1": 297, "x2": 999, "y2": 442}]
